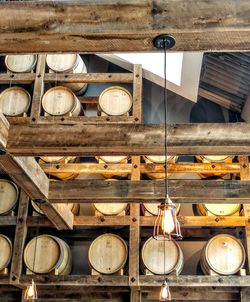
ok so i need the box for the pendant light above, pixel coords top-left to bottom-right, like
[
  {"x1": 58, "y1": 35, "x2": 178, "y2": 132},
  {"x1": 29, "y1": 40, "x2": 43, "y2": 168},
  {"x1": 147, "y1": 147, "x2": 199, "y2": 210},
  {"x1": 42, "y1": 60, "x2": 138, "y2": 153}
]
[
  {"x1": 23, "y1": 199, "x2": 43, "y2": 300},
  {"x1": 152, "y1": 35, "x2": 182, "y2": 242},
  {"x1": 152, "y1": 34, "x2": 183, "y2": 302}
]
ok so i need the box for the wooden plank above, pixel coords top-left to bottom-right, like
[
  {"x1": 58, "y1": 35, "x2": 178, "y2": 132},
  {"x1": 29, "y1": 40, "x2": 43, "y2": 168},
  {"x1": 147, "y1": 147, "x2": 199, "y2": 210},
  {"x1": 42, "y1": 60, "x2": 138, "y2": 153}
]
[
  {"x1": 0, "y1": 73, "x2": 35, "y2": 84},
  {"x1": 19, "y1": 275, "x2": 129, "y2": 288},
  {"x1": 25, "y1": 215, "x2": 246, "y2": 228},
  {"x1": 7, "y1": 123, "x2": 250, "y2": 156},
  {"x1": 48, "y1": 179, "x2": 250, "y2": 203},
  {"x1": 145, "y1": 287, "x2": 239, "y2": 301},
  {"x1": 30, "y1": 55, "x2": 46, "y2": 123},
  {"x1": 15, "y1": 275, "x2": 250, "y2": 288},
  {"x1": 239, "y1": 156, "x2": 250, "y2": 273},
  {"x1": 10, "y1": 191, "x2": 29, "y2": 285},
  {"x1": 129, "y1": 157, "x2": 140, "y2": 287},
  {"x1": 132, "y1": 65, "x2": 142, "y2": 123},
  {"x1": 0, "y1": 113, "x2": 9, "y2": 150},
  {"x1": 0, "y1": 1, "x2": 250, "y2": 52},
  {"x1": 139, "y1": 275, "x2": 250, "y2": 287},
  {"x1": 141, "y1": 216, "x2": 246, "y2": 227},
  {"x1": 0, "y1": 216, "x2": 17, "y2": 226},
  {"x1": 36, "y1": 116, "x2": 138, "y2": 124},
  {"x1": 44, "y1": 73, "x2": 133, "y2": 83},
  {"x1": 41, "y1": 162, "x2": 242, "y2": 175}
]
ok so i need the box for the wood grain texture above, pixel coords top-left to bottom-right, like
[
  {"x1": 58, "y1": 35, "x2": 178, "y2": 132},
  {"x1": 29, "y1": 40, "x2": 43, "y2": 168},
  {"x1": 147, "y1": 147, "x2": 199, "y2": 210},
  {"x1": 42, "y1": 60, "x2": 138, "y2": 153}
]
[
  {"x1": 0, "y1": 113, "x2": 9, "y2": 149},
  {"x1": 129, "y1": 157, "x2": 140, "y2": 287},
  {"x1": 0, "y1": 1, "x2": 250, "y2": 52},
  {"x1": 7, "y1": 123, "x2": 250, "y2": 156},
  {"x1": 0, "y1": 73, "x2": 35, "y2": 84},
  {"x1": 41, "y1": 162, "x2": 242, "y2": 175},
  {"x1": 48, "y1": 179, "x2": 250, "y2": 203},
  {"x1": 10, "y1": 191, "x2": 29, "y2": 285}
]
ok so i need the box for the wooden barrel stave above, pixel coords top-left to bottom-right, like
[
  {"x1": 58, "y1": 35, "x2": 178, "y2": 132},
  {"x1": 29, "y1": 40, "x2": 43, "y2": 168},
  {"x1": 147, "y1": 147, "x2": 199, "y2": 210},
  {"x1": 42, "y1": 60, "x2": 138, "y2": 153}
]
[
  {"x1": 98, "y1": 86, "x2": 132, "y2": 116},
  {"x1": 142, "y1": 237, "x2": 184, "y2": 275},
  {"x1": 42, "y1": 86, "x2": 82, "y2": 117},
  {"x1": 0, "y1": 234, "x2": 12, "y2": 270},
  {"x1": 0, "y1": 179, "x2": 19, "y2": 215},
  {"x1": 5, "y1": 55, "x2": 37, "y2": 73},
  {"x1": 200, "y1": 234, "x2": 245, "y2": 275},
  {"x1": 46, "y1": 54, "x2": 88, "y2": 94},
  {"x1": 0, "y1": 87, "x2": 31, "y2": 117},
  {"x1": 24, "y1": 235, "x2": 72, "y2": 275},
  {"x1": 88, "y1": 233, "x2": 128, "y2": 274}
]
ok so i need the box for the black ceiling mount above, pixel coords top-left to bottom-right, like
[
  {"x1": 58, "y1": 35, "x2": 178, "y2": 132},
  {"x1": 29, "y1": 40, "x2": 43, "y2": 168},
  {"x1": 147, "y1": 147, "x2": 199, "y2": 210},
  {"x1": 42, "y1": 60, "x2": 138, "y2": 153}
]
[{"x1": 153, "y1": 34, "x2": 176, "y2": 50}]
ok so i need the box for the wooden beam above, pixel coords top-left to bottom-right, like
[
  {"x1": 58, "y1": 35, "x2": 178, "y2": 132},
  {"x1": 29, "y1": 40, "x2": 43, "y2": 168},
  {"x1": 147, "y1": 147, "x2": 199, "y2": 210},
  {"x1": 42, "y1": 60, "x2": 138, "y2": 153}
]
[
  {"x1": 0, "y1": 73, "x2": 35, "y2": 84},
  {"x1": 129, "y1": 157, "x2": 140, "y2": 288},
  {"x1": 48, "y1": 179, "x2": 250, "y2": 203},
  {"x1": 7, "y1": 123, "x2": 250, "y2": 156},
  {"x1": 0, "y1": 113, "x2": 9, "y2": 150},
  {"x1": 130, "y1": 287, "x2": 141, "y2": 302},
  {"x1": 0, "y1": 1, "x2": 250, "y2": 52},
  {"x1": 0, "y1": 155, "x2": 73, "y2": 230},
  {"x1": 44, "y1": 73, "x2": 133, "y2": 83},
  {"x1": 16, "y1": 275, "x2": 250, "y2": 288},
  {"x1": 10, "y1": 191, "x2": 29, "y2": 285},
  {"x1": 239, "y1": 156, "x2": 250, "y2": 273},
  {"x1": 41, "y1": 162, "x2": 242, "y2": 175}
]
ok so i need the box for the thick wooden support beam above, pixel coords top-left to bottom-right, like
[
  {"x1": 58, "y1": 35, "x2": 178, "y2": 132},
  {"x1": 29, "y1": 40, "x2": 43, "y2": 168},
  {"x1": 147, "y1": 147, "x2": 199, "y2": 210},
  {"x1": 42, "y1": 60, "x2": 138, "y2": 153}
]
[
  {"x1": 48, "y1": 179, "x2": 250, "y2": 203},
  {"x1": 41, "y1": 162, "x2": 242, "y2": 175},
  {"x1": 130, "y1": 287, "x2": 141, "y2": 302},
  {"x1": 0, "y1": 1, "x2": 249, "y2": 52},
  {"x1": 0, "y1": 155, "x2": 73, "y2": 230},
  {"x1": 10, "y1": 191, "x2": 29, "y2": 285},
  {"x1": 0, "y1": 113, "x2": 9, "y2": 150},
  {"x1": 7, "y1": 123, "x2": 250, "y2": 156}
]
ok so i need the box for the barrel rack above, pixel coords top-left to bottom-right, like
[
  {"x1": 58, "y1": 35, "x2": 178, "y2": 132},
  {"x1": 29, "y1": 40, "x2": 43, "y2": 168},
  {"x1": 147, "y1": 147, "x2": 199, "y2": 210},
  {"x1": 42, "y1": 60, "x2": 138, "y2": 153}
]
[
  {"x1": 0, "y1": 54, "x2": 249, "y2": 301},
  {"x1": 1, "y1": 55, "x2": 142, "y2": 125}
]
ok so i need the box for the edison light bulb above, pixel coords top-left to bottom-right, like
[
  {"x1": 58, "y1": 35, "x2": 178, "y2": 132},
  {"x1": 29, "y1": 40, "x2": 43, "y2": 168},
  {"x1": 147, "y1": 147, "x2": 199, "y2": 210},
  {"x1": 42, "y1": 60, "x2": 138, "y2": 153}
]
[
  {"x1": 161, "y1": 208, "x2": 175, "y2": 235},
  {"x1": 159, "y1": 281, "x2": 171, "y2": 301},
  {"x1": 24, "y1": 280, "x2": 37, "y2": 300},
  {"x1": 27, "y1": 285, "x2": 35, "y2": 298}
]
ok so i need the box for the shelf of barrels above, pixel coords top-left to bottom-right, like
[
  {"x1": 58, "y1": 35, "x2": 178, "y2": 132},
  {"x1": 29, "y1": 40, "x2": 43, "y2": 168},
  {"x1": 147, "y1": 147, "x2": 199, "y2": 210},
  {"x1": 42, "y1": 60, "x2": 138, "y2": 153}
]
[{"x1": 0, "y1": 54, "x2": 250, "y2": 302}]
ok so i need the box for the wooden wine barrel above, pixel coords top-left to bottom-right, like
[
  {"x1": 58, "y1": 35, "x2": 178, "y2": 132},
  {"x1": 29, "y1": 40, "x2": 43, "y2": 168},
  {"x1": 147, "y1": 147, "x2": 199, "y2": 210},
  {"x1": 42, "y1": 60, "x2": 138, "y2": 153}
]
[
  {"x1": 24, "y1": 235, "x2": 72, "y2": 275},
  {"x1": 31, "y1": 201, "x2": 80, "y2": 216},
  {"x1": 5, "y1": 55, "x2": 37, "y2": 73},
  {"x1": 98, "y1": 86, "x2": 132, "y2": 116},
  {"x1": 88, "y1": 234, "x2": 128, "y2": 274},
  {"x1": 39, "y1": 156, "x2": 79, "y2": 180},
  {"x1": 142, "y1": 202, "x2": 181, "y2": 216},
  {"x1": 0, "y1": 179, "x2": 19, "y2": 215},
  {"x1": 142, "y1": 237, "x2": 184, "y2": 275},
  {"x1": 96, "y1": 156, "x2": 129, "y2": 179},
  {"x1": 46, "y1": 54, "x2": 88, "y2": 95},
  {"x1": 200, "y1": 234, "x2": 245, "y2": 275},
  {"x1": 0, "y1": 87, "x2": 31, "y2": 117},
  {"x1": 143, "y1": 155, "x2": 178, "y2": 179},
  {"x1": 42, "y1": 86, "x2": 82, "y2": 116},
  {"x1": 0, "y1": 235, "x2": 12, "y2": 270},
  {"x1": 194, "y1": 203, "x2": 242, "y2": 217},
  {"x1": 94, "y1": 203, "x2": 128, "y2": 216}
]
